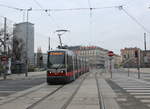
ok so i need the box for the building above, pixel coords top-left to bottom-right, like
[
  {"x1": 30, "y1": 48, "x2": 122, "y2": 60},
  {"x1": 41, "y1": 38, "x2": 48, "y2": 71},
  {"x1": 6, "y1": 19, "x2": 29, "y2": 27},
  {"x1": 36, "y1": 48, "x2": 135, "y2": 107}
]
[
  {"x1": 34, "y1": 53, "x2": 47, "y2": 68},
  {"x1": 120, "y1": 47, "x2": 142, "y2": 68},
  {"x1": 113, "y1": 54, "x2": 122, "y2": 68},
  {"x1": 141, "y1": 50, "x2": 150, "y2": 67},
  {"x1": 68, "y1": 46, "x2": 109, "y2": 69},
  {"x1": 13, "y1": 22, "x2": 34, "y2": 65}
]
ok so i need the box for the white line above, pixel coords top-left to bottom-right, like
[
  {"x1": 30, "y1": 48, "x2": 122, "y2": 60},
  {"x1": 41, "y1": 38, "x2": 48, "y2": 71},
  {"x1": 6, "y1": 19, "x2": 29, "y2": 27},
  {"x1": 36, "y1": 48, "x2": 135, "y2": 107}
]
[
  {"x1": 130, "y1": 93, "x2": 150, "y2": 95},
  {"x1": 0, "y1": 91, "x2": 16, "y2": 93},
  {"x1": 127, "y1": 90, "x2": 150, "y2": 92},
  {"x1": 124, "y1": 88, "x2": 150, "y2": 90},
  {"x1": 121, "y1": 86, "x2": 150, "y2": 88},
  {"x1": 135, "y1": 96, "x2": 150, "y2": 98},
  {"x1": 140, "y1": 99, "x2": 150, "y2": 103}
]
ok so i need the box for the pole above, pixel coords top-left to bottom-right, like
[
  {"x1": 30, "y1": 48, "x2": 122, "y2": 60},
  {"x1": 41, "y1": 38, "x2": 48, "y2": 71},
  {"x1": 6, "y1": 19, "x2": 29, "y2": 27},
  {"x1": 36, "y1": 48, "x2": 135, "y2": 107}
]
[
  {"x1": 128, "y1": 66, "x2": 129, "y2": 77},
  {"x1": 3, "y1": 17, "x2": 7, "y2": 80},
  {"x1": 144, "y1": 33, "x2": 146, "y2": 51},
  {"x1": 48, "y1": 37, "x2": 50, "y2": 50},
  {"x1": 110, "y1": 58, "x2": 112, "y2": 78},
  {"x1": 137, "y1": 49, "x2": 140, "y2": 79},
  {"x1": 58, "y1": 34, "x2": 62, "y2": 47},
  {"x1": 25, "y1": 10, "x2": 29, "y2": 77},
  {"x1": 25, "y1": 8, "x2": 32, "y2": 77}
]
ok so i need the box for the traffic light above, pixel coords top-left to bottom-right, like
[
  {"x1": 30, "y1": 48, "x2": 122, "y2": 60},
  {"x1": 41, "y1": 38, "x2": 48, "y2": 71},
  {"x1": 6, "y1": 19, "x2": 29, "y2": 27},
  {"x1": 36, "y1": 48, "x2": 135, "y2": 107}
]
[{"x1": 135, "y1": 50, "x2": 138, "y2": 57}]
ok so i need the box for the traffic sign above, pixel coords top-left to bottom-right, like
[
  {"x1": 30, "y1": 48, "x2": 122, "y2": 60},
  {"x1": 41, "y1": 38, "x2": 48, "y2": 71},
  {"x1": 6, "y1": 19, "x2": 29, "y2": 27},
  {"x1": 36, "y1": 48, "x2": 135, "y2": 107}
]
[
  {"x1": 1, "y1": 56, "x2": 8, "y2": 62},
  {"x1": 108, "y1": 51, "x2": 114, "y2": 57}
]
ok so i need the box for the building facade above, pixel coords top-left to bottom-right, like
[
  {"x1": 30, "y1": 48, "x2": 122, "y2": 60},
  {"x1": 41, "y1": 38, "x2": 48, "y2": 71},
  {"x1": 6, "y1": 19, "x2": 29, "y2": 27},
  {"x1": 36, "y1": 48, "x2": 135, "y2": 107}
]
[
  {"x1": 113, "y1": 54, "x2": 122, "y2": 68},
  {"x1": 141, "y1": 50, "x2": 150, "y2": 67},
  {"x1": 13, "y1": 22, "x2": 34, "y2": 65},
  {"x1": 120, "y1": 47, "x2": 142, "y2": 68},
  {"x1": 34, "y1": 53, "x2": 47, "y2": 68},
  {"x1": 68, "y1": 46, "x2": 109, "y2": 69}
]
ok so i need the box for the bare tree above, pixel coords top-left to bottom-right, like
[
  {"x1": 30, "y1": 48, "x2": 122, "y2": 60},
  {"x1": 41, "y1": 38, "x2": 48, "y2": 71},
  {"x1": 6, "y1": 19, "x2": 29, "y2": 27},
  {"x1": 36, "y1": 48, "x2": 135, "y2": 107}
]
[{"x1": 12, "y1": 37, "x2": 25, "y2": 61}]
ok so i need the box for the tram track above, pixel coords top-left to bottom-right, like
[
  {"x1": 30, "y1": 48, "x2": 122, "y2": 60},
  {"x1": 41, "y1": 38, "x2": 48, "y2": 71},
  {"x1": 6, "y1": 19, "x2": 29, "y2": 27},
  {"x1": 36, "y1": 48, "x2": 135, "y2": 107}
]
[
  {"x1": 0, "y1": 83, "x2": 46, "y2": 105},
  {"x1": 26, "y1": 73, "x2": 90, "y2": 109},
  {"x1": 26, "y1": 85, "x2": 64, "y2": 109},
  {"x1": 60, "y1": 73, "x2": 89, "y2": 109},
  {"x1": 95, "y1": 72, "x2": 105, "y2": 109}
]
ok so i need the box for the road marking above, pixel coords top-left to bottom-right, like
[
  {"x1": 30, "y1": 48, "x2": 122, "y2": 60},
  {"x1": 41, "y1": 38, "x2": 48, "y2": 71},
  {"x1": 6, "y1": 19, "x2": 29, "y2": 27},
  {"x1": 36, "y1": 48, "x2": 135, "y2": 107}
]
[
  {"x1": 0, "y1": 91, "x2": 16, "y2": 93},
  {"x1": 127, "y1": 90, "x2": 150, "y2": 92},
  {"x1": 124, "y1": 88, "x2": 150, "y2": 90},
  {"x1": 135, "y1": 96, "x2": 150, "y2": 98},
  {"x1": 130, "y1": 93, "x2": 150, "y2": 95},
  {"x1": 147, "y1": 104, "x2": 150, "y2": 107},
  {"x1": 140, "y1": 99, "x2": 150, "y2": 103},
  {"x1": 122, "y1": 86, "x2": 150, "y2": 88}
]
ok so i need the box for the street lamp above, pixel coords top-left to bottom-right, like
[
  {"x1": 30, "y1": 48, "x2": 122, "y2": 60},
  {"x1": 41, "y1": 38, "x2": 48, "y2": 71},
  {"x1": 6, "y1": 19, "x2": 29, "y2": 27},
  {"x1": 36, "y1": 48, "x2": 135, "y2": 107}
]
[{"x1": 25, "y1": 8, "x2": 32, "y2": 77}]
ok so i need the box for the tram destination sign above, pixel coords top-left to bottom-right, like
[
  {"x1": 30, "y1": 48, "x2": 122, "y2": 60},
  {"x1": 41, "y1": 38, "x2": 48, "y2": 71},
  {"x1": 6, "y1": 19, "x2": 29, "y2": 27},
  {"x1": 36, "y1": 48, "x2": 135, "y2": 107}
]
[{"x1": 49, "y1": 52, "x2": 64, "y2": 55}]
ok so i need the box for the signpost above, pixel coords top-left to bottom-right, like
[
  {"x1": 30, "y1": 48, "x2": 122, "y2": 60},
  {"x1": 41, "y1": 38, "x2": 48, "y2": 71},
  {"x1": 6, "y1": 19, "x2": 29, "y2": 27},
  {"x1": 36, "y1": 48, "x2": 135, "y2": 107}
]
[
  {"x1": 108, "y1": 51, "x2": 114, "y2": 78},
  {"x1": 1, "y1": 56, "x2": 8, "y2": 79},
  {"x1": 135, "y1": 50, "x2": 140, "y2": 79},
  {"x1": 1, "y1": 56, "x2": 8, "y2": 62}
]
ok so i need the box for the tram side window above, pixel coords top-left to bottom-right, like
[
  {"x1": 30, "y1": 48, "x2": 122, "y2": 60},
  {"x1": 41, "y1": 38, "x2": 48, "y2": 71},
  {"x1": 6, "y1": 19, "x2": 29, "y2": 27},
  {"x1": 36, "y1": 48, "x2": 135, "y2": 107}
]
[{"x1": 67, "y1": 55, "x2": 73, "y2": 72}]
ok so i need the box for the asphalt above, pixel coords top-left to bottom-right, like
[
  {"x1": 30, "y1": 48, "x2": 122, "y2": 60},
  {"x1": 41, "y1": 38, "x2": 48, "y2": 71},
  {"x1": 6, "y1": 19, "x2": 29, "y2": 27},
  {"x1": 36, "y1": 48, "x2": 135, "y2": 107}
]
[
  {"x1": 0, "y1": 71, "x2": 46, "y2": 98},
  {"x1": 1, "y1": 69, "x2": 150, "y2": 109}
]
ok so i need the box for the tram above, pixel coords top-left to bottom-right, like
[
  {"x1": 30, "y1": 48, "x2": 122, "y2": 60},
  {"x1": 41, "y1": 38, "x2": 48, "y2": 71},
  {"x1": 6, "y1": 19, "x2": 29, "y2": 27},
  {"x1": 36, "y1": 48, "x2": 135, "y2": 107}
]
[{"x1": 47, "y1": 49, "x2": 89, "y2": 84}]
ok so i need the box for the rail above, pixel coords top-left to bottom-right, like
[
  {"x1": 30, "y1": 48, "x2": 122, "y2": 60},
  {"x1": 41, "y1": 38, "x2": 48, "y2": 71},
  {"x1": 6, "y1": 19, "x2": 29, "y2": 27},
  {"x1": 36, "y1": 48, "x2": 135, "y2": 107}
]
[{"x1": 95, "y1": 72, "x2": 105, "y2": 109}]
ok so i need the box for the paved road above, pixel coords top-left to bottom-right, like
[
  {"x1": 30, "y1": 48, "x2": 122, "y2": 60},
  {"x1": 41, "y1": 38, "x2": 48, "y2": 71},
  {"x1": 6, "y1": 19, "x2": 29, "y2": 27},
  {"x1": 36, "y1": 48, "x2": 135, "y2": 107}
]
[
  {"x1": 0, "y1": 74, "x2": 46, "y2": 99},
  {"x1": 0, "y1": 69, "x2": 121, "y2": 109},
  {"x1": 2, "y1": 69, "x2": 150, "y2": 109},
  {"x1": 104, "y1": 69, "x2": 150, "y2": 109}
]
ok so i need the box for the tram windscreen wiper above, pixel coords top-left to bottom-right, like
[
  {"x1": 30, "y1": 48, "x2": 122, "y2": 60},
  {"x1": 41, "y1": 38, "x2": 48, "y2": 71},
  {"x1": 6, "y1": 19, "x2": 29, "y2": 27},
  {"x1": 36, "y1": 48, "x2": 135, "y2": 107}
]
[{"x1": 55, "y1": 64, "x2": 63, "y2": 70}]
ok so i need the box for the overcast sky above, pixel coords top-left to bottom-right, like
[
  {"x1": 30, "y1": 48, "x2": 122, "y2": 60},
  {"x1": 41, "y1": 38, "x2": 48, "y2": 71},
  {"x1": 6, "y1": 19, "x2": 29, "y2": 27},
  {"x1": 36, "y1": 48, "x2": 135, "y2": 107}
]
[{"x1": 0, "y1": 0, "x2": 150, "y2": 54}]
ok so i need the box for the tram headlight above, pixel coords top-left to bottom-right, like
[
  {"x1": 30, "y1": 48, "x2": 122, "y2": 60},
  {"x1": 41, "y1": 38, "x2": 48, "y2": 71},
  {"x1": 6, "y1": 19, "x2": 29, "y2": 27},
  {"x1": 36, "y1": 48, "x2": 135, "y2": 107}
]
[
  {"x1": 47, "y1": 71, "x2": 52, "y2": 74},
  {"x1": 60, "y1": 70, "x2": 65, "y2": 73}
]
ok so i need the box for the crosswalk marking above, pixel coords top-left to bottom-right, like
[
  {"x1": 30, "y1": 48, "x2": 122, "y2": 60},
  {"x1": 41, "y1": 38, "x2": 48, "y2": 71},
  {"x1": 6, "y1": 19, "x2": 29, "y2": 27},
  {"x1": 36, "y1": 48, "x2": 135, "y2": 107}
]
[
  {"x1": 112, "y1": 78, "x2": 150, "y2": 108},
  {"x1": 130, "y1": 93, "x2": 150, "y2": 95},
  {"x1": 126, "y1": 90, "x2": 150, "y2": 92},
  {"x1": 141, "y1": 99, "x2": 150, "y2": 103},
  {"x1": 123, "y1": 88, "x2": 150, "y2": 90},
  {"x1": 135, "y1": 96, "x2": 150, "y2": 98}
]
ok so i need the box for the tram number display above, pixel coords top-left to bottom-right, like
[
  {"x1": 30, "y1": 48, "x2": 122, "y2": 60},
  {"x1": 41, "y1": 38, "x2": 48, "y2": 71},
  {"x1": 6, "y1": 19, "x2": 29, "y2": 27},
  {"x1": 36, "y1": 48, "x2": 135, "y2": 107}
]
[{"x1": 49, "y1": 52, "x2": 64, "y2": 55}]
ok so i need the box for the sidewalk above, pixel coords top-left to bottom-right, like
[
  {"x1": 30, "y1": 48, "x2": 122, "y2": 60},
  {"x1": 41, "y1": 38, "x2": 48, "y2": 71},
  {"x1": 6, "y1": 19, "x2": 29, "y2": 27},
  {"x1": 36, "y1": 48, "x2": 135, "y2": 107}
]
[
  {"x1": 123, "y1": 68, "x2": 150, "y2": 73},
  {"x1": 0, "y1": 71, "x2": 46, "y2": 80}
]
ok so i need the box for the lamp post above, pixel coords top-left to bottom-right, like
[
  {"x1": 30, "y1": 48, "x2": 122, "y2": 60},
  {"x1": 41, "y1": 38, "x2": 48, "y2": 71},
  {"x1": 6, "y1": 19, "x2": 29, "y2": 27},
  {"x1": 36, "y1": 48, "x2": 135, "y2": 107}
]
[
  {"x1": 108, "y1": 51, "x2": 114, "y2": 79},
  {"x1": 25, "y1": 8, "x2": 32, "y2": 77},
  {"x1": 3, "y1": 17, "x2": 7, "y2": 80}
]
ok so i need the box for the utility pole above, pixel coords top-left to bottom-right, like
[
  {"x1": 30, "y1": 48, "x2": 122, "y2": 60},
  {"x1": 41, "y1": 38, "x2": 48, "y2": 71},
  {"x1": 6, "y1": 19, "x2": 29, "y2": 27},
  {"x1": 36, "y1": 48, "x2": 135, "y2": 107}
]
[
  {"x1": 25, "y1": 8, "x2": 32, "y2": 77},
  {"x1": 48, "y1": 37, "x2": 50, "y2": 50},
  {"x1": 109, "y1": 58, "x2": 112, "y2": 78},
  {"x1": 135, "y1": 49, "x2": 140, "y2": 79},
  {"x1": 108, "y1": 51, "x2": 114, "y2": 79},
  {"x1": 144, "y1": 33, "x2": 146, "y2": 51},
  {"x1": 3, "y1": 17, "x2": 7, "y2": 80}
]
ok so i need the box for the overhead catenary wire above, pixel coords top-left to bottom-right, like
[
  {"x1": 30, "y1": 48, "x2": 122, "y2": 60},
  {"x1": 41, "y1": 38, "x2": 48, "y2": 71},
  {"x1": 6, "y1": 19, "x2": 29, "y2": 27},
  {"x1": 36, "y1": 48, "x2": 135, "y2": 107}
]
[
  {"x1": 33, "y1": 0, "x2": 43, "y2": 9},
  {"x1": 0, "y1": 15, "x2": 16, "y2": 23},
  {"x1": 32, "y1": 6, "x2": 123, "y2": 12},
  {"x1": 2, "y1": 3, "x2": 148, "y2": 34},
  {"x1": 118, "y1": 6, "x2": 150, "y2": 33},
  {"x1": 32, "y1": 0, "x2": 60, "y2": 29},
  {"x1": 87, "y1": 0, "x2": 93, "y2": 45},
  {"x1": 0, "y1": 3, "x2": 24, "y2": 11}
]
